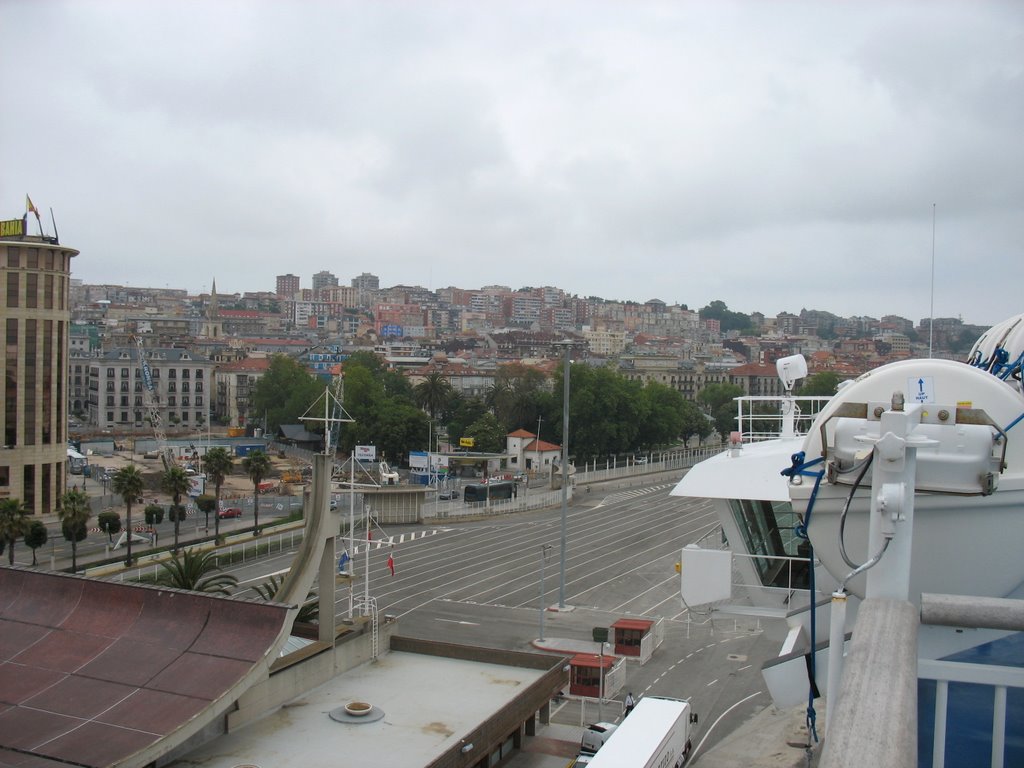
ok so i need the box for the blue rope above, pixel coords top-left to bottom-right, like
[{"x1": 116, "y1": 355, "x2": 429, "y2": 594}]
[
  {"x1": 782, "y1": 450, "x2": 824, "y2": 743},
  {"x1": 1006, "y1": 411, "x2": 1024, "y2": 433}
]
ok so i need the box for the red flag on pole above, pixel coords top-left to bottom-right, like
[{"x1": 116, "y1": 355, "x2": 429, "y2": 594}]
[{"x1": 387, "y1": 552, "x2": 395, "y2": 576}]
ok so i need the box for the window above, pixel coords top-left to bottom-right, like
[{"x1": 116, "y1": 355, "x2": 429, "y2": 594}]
[
  {"x1": 168, "y1": 369, "x2": 176, "y2": 379},
  {"x1": 107, "y1": 368, "x2": 115, "y2": 377},
  {"x1": 195, "y1": 382, "x2": 203, "y2": 392},
  {"x1": 167, "y1": 382, "x2": 176, "y2": 393},
  {"x1": 182, "y1": 382, "x2": 190, "y2": 393},
  {"x1": 120, "y1": 396, "x2": 128, "y2": 407},
  {"x1": 182, "y1": 369, "x2": 190, "y2": 379},
  {"x1": 107, "y1": 411, "x2": 114, "y2": 422},
  {"x1": 120, "y1": 382, "x2": 129, "y2": 392},
  {"x1": 195, "y1": 395, "x2": 203, "y2": 406},
  {"x1": 7, "y1": 248, "x2": 19, "y2": 268},
  {"x1": 181, "y1": 412, "x2": 189, "y2": 422},
  {"x1": 195, "y1": 370, "x2": 203, "y2": 379},
  {"x1": 120, "y1": 411, "x2": 128, "y2": 422},
  {"x1": 121, "y1": 368, "x2": 129, "y2": 377},
  {"x1": 182, "y1": 396, "x2": 190, "y2": 407},
  {"x1": 6, "y1": 272, "x2": 18, "y2": 308},
  {"x1": 107, "y1": 396, "x2": 115, "y2": 406},
  {"x1": 106, "y1": 382, "x2": 115, "y2": 392},
  {"x1": 168, "y1": 396, "x2": 176, "y2": 406},
  {"x1": 134, "y1": 396, "x2": 142, "y2": 406}
]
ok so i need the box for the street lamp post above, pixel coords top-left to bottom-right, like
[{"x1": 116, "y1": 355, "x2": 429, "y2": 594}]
[
  {"x1": 555, "y1": 339, "x2": 572, "y2": 609},
  {"x1": 538, "y1": 544, "x2": 552, "y2": 641}
]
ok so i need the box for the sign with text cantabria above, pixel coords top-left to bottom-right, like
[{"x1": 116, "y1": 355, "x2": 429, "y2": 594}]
[{"x1": 0, "y1": 218, "x2": 25, "y2": 238}]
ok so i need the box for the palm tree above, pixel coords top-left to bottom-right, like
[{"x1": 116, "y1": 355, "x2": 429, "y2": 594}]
[
  {"x1": 203, "y1": 446, "x2": 234, "y2": 541},
  {"x1": 161, "y1": 466, "x2": 192, "y2": 553},
  {"x1": 0, "y1": 498, "x2": 30, "y2": 566},
  {"x1": 157, "y1": 548, "x2": 238, "y2": 595},
  {"x1": 25, "y1": 520, "x2": 48, "y2": 566},
  {"x1": 414, "y1": 372, "x2": 453, "y2": 420},
  {"x1": 111, "y1": 465, "x2": 145, "y2": 566},
  {"x1": 242, "y1": 450, "x2": 272, "y2": 536},
  {"x1": 484, "y1": 379, "x2": 514, "y2": 426},
  {"x1": 253, "y1": 573, "x2": 319, "y2": 623},
  {"x1": 58, "y1": 489, "x2": 91, "y2": 572}
]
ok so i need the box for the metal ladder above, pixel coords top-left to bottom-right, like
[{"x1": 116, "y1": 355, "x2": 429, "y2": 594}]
[{"x1": 356, "y1": 596, "x2": 379, "y2": 659}]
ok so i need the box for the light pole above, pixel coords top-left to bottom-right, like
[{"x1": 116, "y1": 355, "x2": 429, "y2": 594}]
[
  {"x1": 538, "y1": 544, "x2": 552, "y2": 641},
  {"x1": 555, "y1": 339, "x2": 572, "y2": 609}
]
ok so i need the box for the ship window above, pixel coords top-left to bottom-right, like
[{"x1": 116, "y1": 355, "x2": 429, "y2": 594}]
[{"x1": 729, "y1": 499, "x2": 809, "y2": 590}]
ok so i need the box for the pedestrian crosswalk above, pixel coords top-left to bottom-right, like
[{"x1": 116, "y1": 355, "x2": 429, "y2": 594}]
[
  {"x1": 338, "y1": 528, "x2": 441, "y2": 557},
  {"x1": 601, "y1": 484, "x2": 674, "y2": 504}
]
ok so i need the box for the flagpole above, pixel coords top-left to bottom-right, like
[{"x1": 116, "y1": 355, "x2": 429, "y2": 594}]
[{"x1": 349, "y1": 454, "x2": 355, "y2": 619}]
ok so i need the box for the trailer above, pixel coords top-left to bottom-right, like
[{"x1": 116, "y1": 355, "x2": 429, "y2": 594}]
[{"x1": 583, "y1": 696, "x2": 696, "y2": 768}]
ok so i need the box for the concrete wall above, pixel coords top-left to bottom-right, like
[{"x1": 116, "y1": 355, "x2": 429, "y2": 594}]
[{"x1": 227, "y1": 617, "x2": 399, "y2": 732}]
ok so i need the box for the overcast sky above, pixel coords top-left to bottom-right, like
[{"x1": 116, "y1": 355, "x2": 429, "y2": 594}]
[{"x1": 3, "y1": 1, "x2": 1022, "y2": 326}]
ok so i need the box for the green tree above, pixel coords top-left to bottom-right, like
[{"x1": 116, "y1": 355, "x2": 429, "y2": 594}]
[
  {"x1": 111, "y1": 464, "x2": 145, "y2": 566},
  {"x1": 0, "y1": 498, "x2": 30, "y2": 566},
  {"x1": 797, "y1": 371, "x2": 843, "y2": 397},
  {"x1": 698, "y1": 300, "x2": 753, "y2": 333},
  {"x1": 465, "y1": 412, "x2": 507, "y2": 453},
  {"x1": 97, "y1": 511, "x2": 122, "y2": 543},
  {"x1": 196, "y1": 494, "x2": 217, "y2": 530},
  {"x1": 25, "y1": 520, "x2": 48, "y2": 566},
  {"x1": 679, "y1": 400, "x2": 713, "y2": 445},
  {"x1": 242, "y1": 450, "x2": 272, "y2": 536},
  {"x1": 161, "y1": 466, "x2": 192, "y2": 553},
  {"x1": 203, "y1": 446, "x2": 234, "y2": 541},
  {"x1": 58, "y1": 488, "x2": 91, "y2": 572},
  {"x1": 698, "y1": 383, "x2": 745, "y2": 439},
  {"x1": 413, "y1": 372, "x2": 454, "y2": 420},
  {"x1": 249, "y1": 354, "x2": 325, "y2": 433},
  {"x1": 557, "y1": 363, "x2": 642, "y2": 462},
  {"x1": 157, "y1": 548, "x2": 238, "y2": 595},
  {"x1": 636, "y1": 382, "x2": 686, "y2": 450},
  {"x1": 144, "y1": 504, "x2": 165, "y2": 525},
  {"x1": 445, "y1": 395, "x2": 488, "y2": 447}
]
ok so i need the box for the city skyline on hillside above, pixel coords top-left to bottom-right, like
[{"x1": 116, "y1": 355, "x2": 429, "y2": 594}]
[
  {"x1": 4, "y1": 3, "x2": 1022, "y2": 327},
  {"x1": 72, "y1": 273, "x2": 978, "y2": 329}
]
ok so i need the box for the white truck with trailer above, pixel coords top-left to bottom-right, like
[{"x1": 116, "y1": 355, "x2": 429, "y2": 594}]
[{"x1": 582, "y1": 696, "x2": 696, "y2": 768}]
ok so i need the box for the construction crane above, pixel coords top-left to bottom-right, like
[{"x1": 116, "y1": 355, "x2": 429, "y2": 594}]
[{"x1": 134, "y1": 336, "x2": 176, "y2": 470}]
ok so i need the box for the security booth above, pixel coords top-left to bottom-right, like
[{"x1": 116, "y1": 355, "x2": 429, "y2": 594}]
[
  {"x1": 568, "y1": 653, "x2": 617, "y2": 698},
  {"x1": 611, "y1": 618, "x2": 655, "y2": 659}
]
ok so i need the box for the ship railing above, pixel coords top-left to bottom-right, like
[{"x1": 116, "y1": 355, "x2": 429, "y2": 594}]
[
  {"x1": 734, "y1": 395, "x2": 832, "y2": 443},
  {"x1": 822, "y1": 594, "x2": 1024, "y2": 768}
]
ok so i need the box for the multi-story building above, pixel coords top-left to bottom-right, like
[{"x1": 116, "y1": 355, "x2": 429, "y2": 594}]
[
  {"x1": 311, "y1": 270, "x2": 338, "y2": 295},
  {"x1": 87, "y1": 347, "x2": 214, "y2": 432},
  {"x1": 582, "y1": 328, "x2": 627, "y2": 357},
  {"x1": 1, "y1": 222, "x2": 79, "y2": 515},
  {"x1": 214, "y1": 356, "x2": 270, "y2": 429},
  {"x1": 351, "y1": 272, "x2": 379, "y2": 308},
  {"x1": 276, "y1": 273, "x2": 301, "y2": 298}
]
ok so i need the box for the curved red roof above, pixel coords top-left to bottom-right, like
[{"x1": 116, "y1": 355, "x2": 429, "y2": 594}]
[{"x1": 0, "y1": 567, "x2": 290, "y2": 768}]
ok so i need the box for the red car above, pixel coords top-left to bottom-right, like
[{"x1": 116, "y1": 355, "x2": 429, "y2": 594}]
[{"x1": 218, "y1": 507, "x2": 243, "y2": 519}]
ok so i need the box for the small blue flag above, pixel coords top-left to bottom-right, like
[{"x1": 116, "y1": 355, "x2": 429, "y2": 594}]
[{"x1": 338, "y1": 550, "x2": 350, "y2": 573}]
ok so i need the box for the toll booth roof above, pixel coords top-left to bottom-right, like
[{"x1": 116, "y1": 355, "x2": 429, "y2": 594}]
[{"x1": 611, "y1": 618, "x2": 654, "y2": 632}]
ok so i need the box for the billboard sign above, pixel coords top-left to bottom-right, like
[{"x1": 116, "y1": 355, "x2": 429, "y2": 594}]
[
  {"x1": 408, "y1": 451, "x2": 428, "y2": 470},
  {"x1": 355, "y1": 445, "x2": 376, "y2": 462},
  {"x1": 380, "y1": 324, "x2": 403, "y2": 337},
  {"x1": 459, "y1": 437, "x2": 475, "y2": 448},
  {"x1": 0, "y1": 218, "x2": 25, "y2": 238}
]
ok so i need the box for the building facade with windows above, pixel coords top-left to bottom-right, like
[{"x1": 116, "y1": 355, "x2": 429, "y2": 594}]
[
  {"x1": 86, "y1": 347, "x2": 214, "y2": 432},
  {"x1": 1, "y1": 226, "x2": 79, "y2": 515}
]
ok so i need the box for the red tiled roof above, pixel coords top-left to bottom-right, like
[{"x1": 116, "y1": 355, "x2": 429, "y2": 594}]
[
  {"x1": 216, "y1": 358, "x2": 272, "y2": 373},
  {"x1": 507, "y1": 429, "x2": 535, "y2": 438}
]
